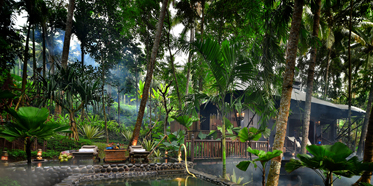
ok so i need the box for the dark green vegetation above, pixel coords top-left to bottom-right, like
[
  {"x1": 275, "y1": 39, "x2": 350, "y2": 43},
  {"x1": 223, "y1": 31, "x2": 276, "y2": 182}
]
[{"x1": 1, "y1": 0, "x2": 373, "y2": 185}]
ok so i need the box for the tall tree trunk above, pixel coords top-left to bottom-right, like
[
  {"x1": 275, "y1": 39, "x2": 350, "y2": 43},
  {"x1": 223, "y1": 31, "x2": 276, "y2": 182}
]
[
  {"x1": 108, "y1": 84, "x2": 111, "y2": 117},
  {"x1": 357, "y1": 79, "x2": 373, "y2": 157},
  {"x1": 222, "y1": 113, "x2": 227, "y2": 177},
  {"x1": 61, "y1": 0, "x2": 75, "y2": 69},
  {"x1": 135, "y1": 66, "x2": 139, "y2": 112},
  {"x1": 200, "y1": 0, "x2": 204, "y2": 42},
  {"x1": 166, "y1": 13, "x2": 182, "y2": 111},
  {"x1": 185, "y1": 25, "x2": 194, "y2": 96},
  {"x1": 69, "y1": 111, "x2": 79, "y2": 140},
  {"x1": 118, "y1": 86, "x2": 120, "y2": 124},
  {"x1": 347, "y1": 0, "x2": 353, "y2": 149},
  {"x1": 358, "y1": 104, "x2": 373, "y2": 183},
  {"x1": 33, "y1": 26, "x2": 36, "y2": 79},
  {"x1": 102, "y1": 70, "x2": 108, "y2": 143},
  {"x1": 26, "y1": 138, "x2": 32, "y2": 167},
  {"x1": 266, "y1": 0, "x2": 304, "y2": 185},
  {"x1": 130, "y1": 0, "x2": 169, "y2": 147},
  {"x1": 81, "y1": 42, "x2": 84, "y2": 69},
  {"x1": 19, "y1": 57, "x2": 21, "y2": 76},
  {"x1": 149, "y1": 87, "x2": 151, "y2": 128},
  {"x1": 324, "y1": 48, "x2": 331, "y2": 99},
  {"x1": 21, "y1": 21, "x2": 32, "y2": 100},
  {"x1": 301, "y1": 0, "x2": 321, "y2": 154},
  {"x1": 42, "y1": 23, "x2": 46, "y2": 79}
]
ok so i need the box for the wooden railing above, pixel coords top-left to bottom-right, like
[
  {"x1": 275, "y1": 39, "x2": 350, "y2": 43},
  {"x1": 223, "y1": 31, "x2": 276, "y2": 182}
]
[{"x1": 185, "y1": 134, "x2": 269, "y2": 161}]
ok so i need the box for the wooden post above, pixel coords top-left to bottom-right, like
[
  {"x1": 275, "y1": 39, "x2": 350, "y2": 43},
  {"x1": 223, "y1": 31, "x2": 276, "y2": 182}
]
[
  {"x1": 191, "y1": 133, "x2": 194, "y2": 162},
  {"x1": 11, "y1": 141, "x2": 15, "y2": 150},
  {"x1": 267, "y1": 139, "x2": 270, "y2": 152}
]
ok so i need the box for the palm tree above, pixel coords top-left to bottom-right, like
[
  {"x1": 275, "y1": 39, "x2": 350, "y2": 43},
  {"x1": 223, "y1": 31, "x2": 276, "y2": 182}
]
[
  {"x1": 192, "y1": 38, "x2": 258, "y2": 177},
  {"x1": 301, "y1": 0, "x2": 321, "y2": 154},
  {"x1": 266, "y1": 0, "x2": 304, "y2": 185},
  {"x1": 0, "y1": 107, "x2": 70, "y2": 166},
  {"x1": 130, "y1": 0, "x2": 169, "y2": 147}
]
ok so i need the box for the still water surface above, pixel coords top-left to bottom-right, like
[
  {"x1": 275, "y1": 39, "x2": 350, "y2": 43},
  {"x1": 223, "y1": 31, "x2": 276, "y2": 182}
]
[{"x1": 78, "y1": 175, "x2": 218, "y2": 186}]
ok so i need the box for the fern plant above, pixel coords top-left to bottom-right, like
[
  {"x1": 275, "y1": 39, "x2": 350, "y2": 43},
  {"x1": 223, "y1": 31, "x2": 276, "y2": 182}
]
[{"x1": 78, "y1": 125, "x2": 104, "y2": 139}]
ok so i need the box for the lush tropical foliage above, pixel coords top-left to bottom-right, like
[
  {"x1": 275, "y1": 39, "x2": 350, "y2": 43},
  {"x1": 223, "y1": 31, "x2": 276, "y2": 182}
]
[{"x1": 1, "y1": 0, "x2": 373, "y2": 185}]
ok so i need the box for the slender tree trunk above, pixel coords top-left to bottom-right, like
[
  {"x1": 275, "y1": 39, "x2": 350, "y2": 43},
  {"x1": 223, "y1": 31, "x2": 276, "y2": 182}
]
[
  {"x1": 118, "y1": 86, "x2": 120, "y2": 124},
  {"x1": 21, "y1": 21, "x2": 32, "y2": 100},
  {"x1": 324, "y1": 48, "x2": 332, "y2": 99},
  {"x1": 108, "y1": 84, "x2": 111, "y2": 117},
  {"x1": 102, "y1": 70, "x2": 108, "y2": 143},
  {"x1": 185, "y1": 25, "x2": 194, "y2": 96},
  {"x1": 301, "y1": 0, "x2": 321, "y2": 154},
  {"x1": 347, "y1": 0, "x2": 353, "y2": 149},
  {"x1": 26, "y1": 138, "x2": 32, "y2": 167},
  {"x1": 42, "y1": 23, "x2": 46, "y2": 79},
  {"x1": 222, "y1": 114, "x2": 227, "y2": 177},
  {"x1": 69, "y1": 111, "x2": 79, "y2": 140},
  {"x1": 81, "y1": 42, "x2": 84, "y2": 70},
  {"x1": 166, "y1": 13, "x2": 182, "y2": 111},
  {"x1": 135, "y1": 66, "x2": 139, "y2": 112},
  {"x1": 266, "y1": 0, "x2": 304, "y2": 185},
  {"x1": 201, "y1": 0, "x2": 204, "y2": 42},
  {"x1": 357, "y1": 79, "x2": 373, "y2": 157},
  {"x1": 130, "y1": 0, "x2": 169, "y2": 147},
  {"x1": 149, "y1": 88, "x2": 151, "y2": 128},
  {"x1": 262, "y1": 166, "x2": 266, "y2": 186},
  {"x1": 357, "y1": 105, "x2": 373, "y2": 184},
  {"x1": 61, "y1": 0, "x2": 75, "y2": 69},
  {"x1": 33, "y1": 26, "x2": 36, "y2": 79},
  {"x1": 19, "y1": 57, "x2": 21, "y2": 76}
]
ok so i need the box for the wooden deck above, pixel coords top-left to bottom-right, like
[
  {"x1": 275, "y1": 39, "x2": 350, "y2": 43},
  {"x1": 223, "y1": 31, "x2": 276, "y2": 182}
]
[{"x1": 185, "y1": 137, "x2": 269, "y2": 161}]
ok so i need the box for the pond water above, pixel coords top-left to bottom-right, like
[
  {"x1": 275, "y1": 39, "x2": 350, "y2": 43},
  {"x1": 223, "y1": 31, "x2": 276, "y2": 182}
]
[
  {"x1": 10, "y1": 157, "x2": 172, "y2": 168},
  {"x1": 77, "y1": 175, "x2": 218, "y2": 186},
  {"x1": 193, "y1": 159, "x2": 373, "y2": 186}
]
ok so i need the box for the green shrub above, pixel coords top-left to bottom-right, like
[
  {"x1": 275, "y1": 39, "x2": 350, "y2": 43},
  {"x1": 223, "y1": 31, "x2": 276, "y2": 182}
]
[
  {"x1": 8, "y1": 149, "x2": 26, "y2": 160},
  {"x1": 45, "y1": 135, "x2": 92, "y2": 152},
  {"x1": 0, "y1": 176, "x2": 20, "y2": 186},
  {"x1": 8, "y1": 149, "x2": 60, "y2": 160}
]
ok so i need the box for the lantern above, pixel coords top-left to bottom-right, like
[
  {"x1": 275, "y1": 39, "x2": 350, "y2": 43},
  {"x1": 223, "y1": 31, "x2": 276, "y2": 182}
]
[
  {"x1": 1, "y1": 151, "x2": 8, "y2": 161},
  {"x1": 36, "y1": 149, "x2": 43, "y2": 160}
]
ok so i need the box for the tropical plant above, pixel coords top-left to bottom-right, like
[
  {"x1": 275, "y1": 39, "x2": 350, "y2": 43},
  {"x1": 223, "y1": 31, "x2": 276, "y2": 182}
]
[
  {"x1": 0, "y1": 107, "x2": 70, "y2": 166},
  {"x1": 153, "y1": 149, "x2": 162, "y2": 158},
  {"x1": 78, "y1": 125, "x2": 104, "y2": 139},
  {"x1": 122, "y1": 130, "x2": 133, "y2": 141},
  {"x1": 171, "y1": 115, "x2": 198, "y2": 130},
  {"x1": 190, "y1": 37, "x2": 259, "y2": 176},
  {"x1": 208, "y1": 117, "x2": 241, "y2": 140},
  {"x1": 236, "y1": 147, "x2": 282, "y2": 186},
  {"x1": 141, "y1": 138, "x2": 156, "y2": 151},
  {"x1": 221, "y1": 169, "x2": 250, "y2": 186},
  {"x1": 285, "y1": 142, "x2": 373, "y2": 186}
]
